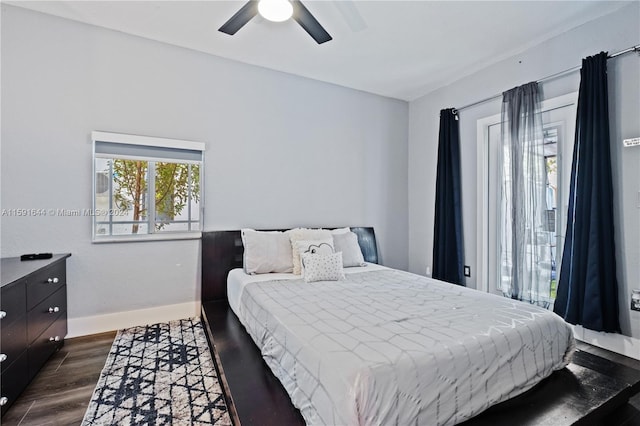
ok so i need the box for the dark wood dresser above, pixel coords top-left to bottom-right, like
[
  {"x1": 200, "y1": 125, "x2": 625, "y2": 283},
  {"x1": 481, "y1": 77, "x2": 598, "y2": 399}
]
[{"x1": 0, "y1": 253, "x2": 70, "y2": 416}]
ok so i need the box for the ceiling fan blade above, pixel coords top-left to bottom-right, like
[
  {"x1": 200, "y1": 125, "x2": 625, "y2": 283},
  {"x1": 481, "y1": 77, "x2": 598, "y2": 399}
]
[
  {"x1": 291, "y1": 0, "x2": 332, "y2": 44},
  {"x1": 219, "y1": 1, "x2": 259, "y2": 35}
]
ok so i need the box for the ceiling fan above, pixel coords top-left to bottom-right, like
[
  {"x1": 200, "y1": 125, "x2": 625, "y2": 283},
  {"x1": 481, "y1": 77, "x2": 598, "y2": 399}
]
[{"x1": 219, "y1": 0, "x2": 332, "y2": 44}]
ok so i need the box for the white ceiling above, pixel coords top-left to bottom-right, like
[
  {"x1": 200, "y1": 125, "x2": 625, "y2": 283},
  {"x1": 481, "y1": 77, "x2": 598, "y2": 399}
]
[{"x1": 6, "y1": 1, "x2": 631, "y2": 101}]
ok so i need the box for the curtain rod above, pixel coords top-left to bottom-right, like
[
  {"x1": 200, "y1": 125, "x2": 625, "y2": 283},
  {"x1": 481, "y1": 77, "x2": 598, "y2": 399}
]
[{"x1": 454, "y1": 44, "x2": 640, "y2": 113}]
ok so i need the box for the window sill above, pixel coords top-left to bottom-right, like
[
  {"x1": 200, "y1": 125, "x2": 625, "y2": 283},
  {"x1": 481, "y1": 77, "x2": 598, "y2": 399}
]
[{"x1": 92, "y1": 231, "x2": 202, "y2": 244}]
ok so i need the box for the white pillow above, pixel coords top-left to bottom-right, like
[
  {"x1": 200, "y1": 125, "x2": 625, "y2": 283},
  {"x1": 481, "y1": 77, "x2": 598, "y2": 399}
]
[
  {"x1": 301, "y1": 252, "x2": 345, "y2": 283},
  {"x1": 241, "y1": 229, "x2": 293, "y2": 274},
  {"x1": 289, "y1": 228, "x2": 332, "y2": 274},
  {"x1": 332, "y1": 231, "x2": 366, "y2": 267},
  {"x1": 329, "y1": 227, "x2": 351, "y2": 235}
]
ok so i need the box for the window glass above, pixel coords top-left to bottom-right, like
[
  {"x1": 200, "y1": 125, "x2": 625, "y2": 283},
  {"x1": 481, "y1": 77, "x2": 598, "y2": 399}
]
[{"x1": 92, "y1": 132, "x2": 204, "y2": 242}]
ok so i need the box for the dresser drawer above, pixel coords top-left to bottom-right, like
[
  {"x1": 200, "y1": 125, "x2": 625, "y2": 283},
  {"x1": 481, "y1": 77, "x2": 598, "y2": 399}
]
[
  {"x1": 0, "y1": 352, "x2": 28, "y2": 416},
  {"x1": 0, "y1": 280, "x2": 26, "y2": 321},
  {"x1": 0, "y1": 314, "x2": 27, "y2": 374},
  {"x1": 28, "y1": 316, "x2": 66, "y2": 381},
  {"x1": 1, "y1": 253, "x2": 70, "y2": 414},
  {"x1": 27, "y1": 286, "x2": 66, "y2": 344},
  {"x1": 26, "y1": 262, "x2": 66, "y2": 310}
]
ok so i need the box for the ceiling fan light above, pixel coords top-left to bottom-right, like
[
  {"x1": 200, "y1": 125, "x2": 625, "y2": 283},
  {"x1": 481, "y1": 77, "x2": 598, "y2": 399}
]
[{"x1": 258, "y1": 0, "x2": 293, "y2": 22}]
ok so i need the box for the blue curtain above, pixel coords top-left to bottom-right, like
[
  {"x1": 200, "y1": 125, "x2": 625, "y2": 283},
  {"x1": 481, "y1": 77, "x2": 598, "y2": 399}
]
[
  {"x1": 553, "y1": 52, "x2": 621, "y2": 333},
  {"x1": 432, "y1": 108, "x2": 464, "y2": 285}
]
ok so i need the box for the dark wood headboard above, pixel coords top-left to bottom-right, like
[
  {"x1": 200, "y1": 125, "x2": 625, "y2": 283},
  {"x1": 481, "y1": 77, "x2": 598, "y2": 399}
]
[{"x1": 201, "y1": 227, "x2": 378, "y2": 302}]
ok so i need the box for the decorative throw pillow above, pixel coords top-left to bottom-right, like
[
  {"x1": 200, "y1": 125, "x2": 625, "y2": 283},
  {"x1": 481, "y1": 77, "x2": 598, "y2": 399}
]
[
  {"x1": 289, "y1": 228, "x2": 332, "y2": 274},
  {"x1": 241, "y1": 229, "x2": 293, "y2": 274},
  {"x1": 301, "y1": 252, "x2": 345, "y2": 283},
  {"x1": 332, "y1": 231, "x2": 366, "y2": 267},
  {"x1": 293, "y1": 238, "x2": 335, "y2": 275}
]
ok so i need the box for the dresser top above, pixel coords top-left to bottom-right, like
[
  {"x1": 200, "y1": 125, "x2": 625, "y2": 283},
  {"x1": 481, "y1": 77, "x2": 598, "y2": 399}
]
[{"x1": 1, "y1": 253, "x2": 71, "y2": 288}]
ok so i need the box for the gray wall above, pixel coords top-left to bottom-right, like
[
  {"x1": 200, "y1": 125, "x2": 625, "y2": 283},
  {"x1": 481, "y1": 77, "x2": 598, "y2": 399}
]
[
  {"x1": 408, "y1": 2, "x2": 639, "y2": 338},
  {"x1": 1, "y1": 6, "x2": 408, "y2": 323}
]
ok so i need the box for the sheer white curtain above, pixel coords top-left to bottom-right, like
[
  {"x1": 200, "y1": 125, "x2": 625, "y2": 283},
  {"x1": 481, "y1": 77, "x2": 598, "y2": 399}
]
[{"x1": 500, "y1": 82, "x2": 551, "y2": 307}]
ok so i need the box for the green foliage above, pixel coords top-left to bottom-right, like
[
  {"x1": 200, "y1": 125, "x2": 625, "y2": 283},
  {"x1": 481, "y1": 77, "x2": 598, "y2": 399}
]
[
  {"x1": 546, "y1": 156, "x2": 557, "y2": 174},
  {"x1": 155, "y1": 162, "x2": 200, "y2": 229},
  {"x1": 112, "y1": 160, "x2": 148, "y2": 234},
  {"x1": 111, "y1": 160, "x2": 199, "y2": 233}
]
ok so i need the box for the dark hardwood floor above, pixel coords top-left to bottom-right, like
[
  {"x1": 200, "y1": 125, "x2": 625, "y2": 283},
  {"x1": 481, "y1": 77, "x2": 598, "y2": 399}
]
[
  {"x1": 1, "y1": 331, "x2": 116, "y2": 426},
  {"x1": 2, "y1": 327, "x2": 639, "y2": 426}
]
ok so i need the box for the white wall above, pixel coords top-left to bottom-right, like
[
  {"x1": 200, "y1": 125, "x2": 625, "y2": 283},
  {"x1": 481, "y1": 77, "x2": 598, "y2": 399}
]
[
  {"x1": 408, "y1": 2, "x2": 640, "y2": 347},
  {"x1": 0, "y1": 5, "x2": 409, "y2": 335}
]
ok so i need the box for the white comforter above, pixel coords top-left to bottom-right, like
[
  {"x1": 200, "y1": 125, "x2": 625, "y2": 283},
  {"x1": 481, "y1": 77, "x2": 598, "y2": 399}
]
[{"x1": 232, "y1": 268, "x2": 574, "y2": 426}]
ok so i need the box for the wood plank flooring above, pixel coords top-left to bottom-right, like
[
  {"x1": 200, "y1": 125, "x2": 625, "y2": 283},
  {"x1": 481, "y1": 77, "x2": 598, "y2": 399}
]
[{"x1": 1, "y1": 331, "x2": 116, "y2": 426}]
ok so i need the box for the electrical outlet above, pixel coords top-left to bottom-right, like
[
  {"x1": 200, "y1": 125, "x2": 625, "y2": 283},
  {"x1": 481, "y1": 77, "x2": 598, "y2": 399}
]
[
  {"x1": 631, "y1": 290, "x2": 640, "y2": 311},
  {"x1": 464, "y1": 265, "x2": 471, "y2": 277}
]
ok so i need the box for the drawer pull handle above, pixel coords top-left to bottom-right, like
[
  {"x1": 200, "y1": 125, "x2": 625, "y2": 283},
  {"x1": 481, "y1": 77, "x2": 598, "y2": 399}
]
[
  {"x1": 0, "y1": 397, "x2": 8, "y2": 406},
  {"x1": 0, "y1": 311, "x2": 5, "y2": 319},
  {"x1": 48, "y1": 306, "x2": 60, "y2": 314},
  {"x1": 0, "y1": 354, "x2": 7, "y2": 363},
  {"x1": 47, "y1": 277, "x2": 60, "y2": 284},
  {"x1": 49, "y1": 336, "x2": 60, "y2": 342}
]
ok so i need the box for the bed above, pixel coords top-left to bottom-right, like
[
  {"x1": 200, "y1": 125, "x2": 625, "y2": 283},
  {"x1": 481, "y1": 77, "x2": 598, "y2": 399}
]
[{"x1": 201, "y1": 228, "x2": 640, "y2": 426}]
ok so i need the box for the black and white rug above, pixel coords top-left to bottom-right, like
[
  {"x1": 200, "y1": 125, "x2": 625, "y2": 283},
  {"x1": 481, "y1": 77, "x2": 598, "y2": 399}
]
[{"x1": 82, "y1": 318, "x2": 231, "y2": 425}]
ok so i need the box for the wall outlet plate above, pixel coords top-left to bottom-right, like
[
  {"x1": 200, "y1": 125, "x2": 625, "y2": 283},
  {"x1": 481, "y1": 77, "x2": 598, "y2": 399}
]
[
  {"x1": 631, "y1": 289, "x2": 640, "y2": 311},
  {"x1": 464, "y1": 265, "x2": 471, "y2": 277}
]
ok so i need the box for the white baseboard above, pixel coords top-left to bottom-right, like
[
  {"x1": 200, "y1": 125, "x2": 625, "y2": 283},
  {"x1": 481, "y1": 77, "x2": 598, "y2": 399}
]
[
  {"x1": 67, "y1": 301, "x2": 201, "y2": 338},
  {"x1": 573, "y1": 325, "x2": 640, "y2": 360}
]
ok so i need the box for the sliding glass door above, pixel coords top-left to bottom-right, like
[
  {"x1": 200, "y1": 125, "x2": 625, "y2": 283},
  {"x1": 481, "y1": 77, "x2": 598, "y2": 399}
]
[{"x1": 480, "y1": 94, "x2": 577, "y2": 306}]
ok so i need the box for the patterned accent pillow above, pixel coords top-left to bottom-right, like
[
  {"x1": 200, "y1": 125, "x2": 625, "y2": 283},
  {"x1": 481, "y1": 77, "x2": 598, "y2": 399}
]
[
  {"x1": 289, "y1": 228, "x2": 332, "y2": 274},
  {"x1": 293, "y1": 238, "x2": 335, "y2": 276},
  {"x1": 301, "y1": 252, "x2": 345, "y2": 283},
  {"x1": 332, "y1": 231, "x2": 366, "y2": 267}
]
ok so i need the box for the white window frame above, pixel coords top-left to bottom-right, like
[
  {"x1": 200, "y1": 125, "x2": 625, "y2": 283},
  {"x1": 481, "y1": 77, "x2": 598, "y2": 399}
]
[
  {"x1": 92, "y1": 131, "x2": 205, "y2": 243},
  {"x1": 475, "y1": 92, "x2": 578, "y2": 293}
]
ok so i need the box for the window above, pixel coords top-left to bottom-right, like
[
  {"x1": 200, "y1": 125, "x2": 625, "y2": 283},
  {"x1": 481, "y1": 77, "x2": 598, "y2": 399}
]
[{"x1": 92, "y1": 131, "x2": 204, "y2": 242}]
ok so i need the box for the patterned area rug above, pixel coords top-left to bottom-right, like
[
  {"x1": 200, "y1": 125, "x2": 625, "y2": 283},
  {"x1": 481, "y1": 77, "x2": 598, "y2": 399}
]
[{"x1": 82, "y1": 318, "x2": 231, "y2": 425}]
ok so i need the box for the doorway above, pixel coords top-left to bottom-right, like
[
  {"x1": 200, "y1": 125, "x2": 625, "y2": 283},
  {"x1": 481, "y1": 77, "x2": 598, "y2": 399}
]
[{"x1": 476, "y1": 93, "x2": 578, "y2": 304}]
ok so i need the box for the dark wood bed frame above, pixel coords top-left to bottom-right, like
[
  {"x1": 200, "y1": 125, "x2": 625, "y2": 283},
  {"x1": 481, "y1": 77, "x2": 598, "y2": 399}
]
[{"x1": 200, "y1": 228, "x2": 640, "y2": 426}]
